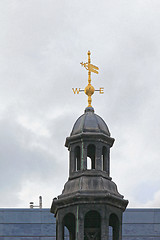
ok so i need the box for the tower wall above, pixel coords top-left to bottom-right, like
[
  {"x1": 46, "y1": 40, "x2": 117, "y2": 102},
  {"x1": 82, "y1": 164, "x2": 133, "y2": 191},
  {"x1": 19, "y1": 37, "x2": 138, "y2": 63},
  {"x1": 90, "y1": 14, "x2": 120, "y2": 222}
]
[{"x1": 51, "y1": 107, "x2": 128, "y2": 240}]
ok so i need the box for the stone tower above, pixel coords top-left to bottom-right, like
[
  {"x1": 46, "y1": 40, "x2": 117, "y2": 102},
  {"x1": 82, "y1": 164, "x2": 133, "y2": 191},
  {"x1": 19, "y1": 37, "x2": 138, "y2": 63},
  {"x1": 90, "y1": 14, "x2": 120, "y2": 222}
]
[{"x1": 51, "y1": 106, "x2": 128, "y2": 240}]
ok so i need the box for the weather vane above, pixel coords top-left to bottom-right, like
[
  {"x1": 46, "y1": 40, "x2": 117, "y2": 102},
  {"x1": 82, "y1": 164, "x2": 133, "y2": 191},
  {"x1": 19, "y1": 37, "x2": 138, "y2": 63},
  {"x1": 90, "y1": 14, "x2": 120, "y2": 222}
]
[{"x1": 72, "y1": 51, "x2": 104, "y2": 107}]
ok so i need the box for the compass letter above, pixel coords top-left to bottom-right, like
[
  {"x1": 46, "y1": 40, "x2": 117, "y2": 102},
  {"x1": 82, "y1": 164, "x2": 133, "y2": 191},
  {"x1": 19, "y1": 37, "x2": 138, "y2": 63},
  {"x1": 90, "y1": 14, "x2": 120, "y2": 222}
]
[
  {"x1": 99, "y1": 87, "x2": 104, "y2": 94},
  {"x1": 72, "y1": 88, "x2": 81, "y2": 94}
]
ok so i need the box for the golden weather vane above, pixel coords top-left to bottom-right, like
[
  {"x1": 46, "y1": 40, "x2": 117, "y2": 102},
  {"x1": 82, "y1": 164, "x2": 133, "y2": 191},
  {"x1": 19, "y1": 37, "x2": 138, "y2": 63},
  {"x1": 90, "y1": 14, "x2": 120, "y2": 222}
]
[{"x1": 72, "y1": 51, "x2": 104, "y2": 107}]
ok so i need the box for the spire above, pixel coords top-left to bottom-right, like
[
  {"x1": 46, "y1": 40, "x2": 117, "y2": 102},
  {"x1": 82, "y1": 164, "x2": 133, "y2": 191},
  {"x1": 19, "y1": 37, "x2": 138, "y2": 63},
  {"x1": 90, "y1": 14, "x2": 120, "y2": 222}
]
[{"x1": 51, "y1": 51, "x2": 128, "y2": 240}]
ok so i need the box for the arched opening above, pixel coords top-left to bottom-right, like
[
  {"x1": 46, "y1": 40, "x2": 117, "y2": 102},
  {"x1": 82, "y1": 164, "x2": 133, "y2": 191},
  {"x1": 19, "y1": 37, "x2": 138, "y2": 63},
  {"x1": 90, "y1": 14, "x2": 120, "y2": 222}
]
[
  {"x1": 74, "y1": 146, "x2": 81, "y2": 171},
  {"x1": 109, "y1": 213, "x2": 119, "y2": 240},
  {"x1": 63, "y1": 213, "x2": 75, "y2": 240},
  {"x1": 102, "y1": 146, "x2": 107, "y2": 171},
  {"x1": 64, "y1": 226, "x2": 70, "y2": 240},
  {"x1": 87, "y1": 144, "x2": 95, "y2": 170},
  {"x1": 84, "y1": 210, "x2": 101, "y2": 240}
]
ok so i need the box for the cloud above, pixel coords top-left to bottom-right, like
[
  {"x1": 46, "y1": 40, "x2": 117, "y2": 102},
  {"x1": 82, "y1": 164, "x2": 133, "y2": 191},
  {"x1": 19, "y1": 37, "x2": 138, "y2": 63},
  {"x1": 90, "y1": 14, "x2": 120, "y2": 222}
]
[
  {"x1": 0, "y1": 0, "x2": 160, "y2": 208},
  {"x1": 0, "y1": 109, "x2": 66, "y2": 207},
  {"x1": 144, "y1": 190, "x2": 160, "y2": 208}
]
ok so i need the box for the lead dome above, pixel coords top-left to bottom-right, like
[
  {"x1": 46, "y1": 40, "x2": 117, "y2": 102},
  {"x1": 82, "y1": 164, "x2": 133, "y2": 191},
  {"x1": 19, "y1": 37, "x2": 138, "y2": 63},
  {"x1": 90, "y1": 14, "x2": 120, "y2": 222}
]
[{"x1": 70, "y1": 107, "x2": 110, "y2": 137}]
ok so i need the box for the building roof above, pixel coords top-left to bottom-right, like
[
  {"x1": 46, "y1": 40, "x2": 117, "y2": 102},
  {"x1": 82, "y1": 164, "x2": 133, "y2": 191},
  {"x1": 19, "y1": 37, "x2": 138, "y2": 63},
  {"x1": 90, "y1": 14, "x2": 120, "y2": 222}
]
[{"x1": 0, "y1": 208, "x2": 159, "y2": 239}]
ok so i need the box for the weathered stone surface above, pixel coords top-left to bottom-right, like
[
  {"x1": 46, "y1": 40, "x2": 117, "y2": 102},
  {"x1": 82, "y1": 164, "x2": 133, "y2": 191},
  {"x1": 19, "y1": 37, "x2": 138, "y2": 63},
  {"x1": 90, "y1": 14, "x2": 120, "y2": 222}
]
[{"x1": 51, "y1": 107, "x2": 128, "y2": 240}]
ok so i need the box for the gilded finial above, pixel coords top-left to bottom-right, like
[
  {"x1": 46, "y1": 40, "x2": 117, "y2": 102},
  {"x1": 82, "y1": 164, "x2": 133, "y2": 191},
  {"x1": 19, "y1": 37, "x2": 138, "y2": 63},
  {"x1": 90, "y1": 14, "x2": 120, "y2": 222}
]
[{"x1": 72, "y1": 51, "x2": 104, "y2": 107}]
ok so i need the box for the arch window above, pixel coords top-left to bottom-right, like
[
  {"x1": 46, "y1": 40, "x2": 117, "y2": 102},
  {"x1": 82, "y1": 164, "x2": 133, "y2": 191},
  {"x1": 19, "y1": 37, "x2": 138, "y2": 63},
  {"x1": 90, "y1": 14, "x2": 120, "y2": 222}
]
[
  {"x1": 102, "y1": 146, "x2": 107, "y2": 171},
  {"x1": 74, "y1": 146, "x2": 81, "y2": 171},
  {"x1": 84, "y1": 210, "x2": 101, "y2": 240},
  {"x1": 109, "y1": 213, "x2": 119, "y2": 240},
  {"x1": 63, "y1": 213, "x2": 75, "y2": 240},
  {"x1": 87, "y1": 144, "x2": 96, "y2": 170}
]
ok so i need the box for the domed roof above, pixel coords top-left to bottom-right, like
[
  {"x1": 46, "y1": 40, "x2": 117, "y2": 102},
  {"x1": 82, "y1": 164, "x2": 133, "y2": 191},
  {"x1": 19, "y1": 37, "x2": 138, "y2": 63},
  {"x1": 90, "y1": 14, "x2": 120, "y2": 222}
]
[{"x1": 70, "y1": 107, "x2": 110, "y2": 136}]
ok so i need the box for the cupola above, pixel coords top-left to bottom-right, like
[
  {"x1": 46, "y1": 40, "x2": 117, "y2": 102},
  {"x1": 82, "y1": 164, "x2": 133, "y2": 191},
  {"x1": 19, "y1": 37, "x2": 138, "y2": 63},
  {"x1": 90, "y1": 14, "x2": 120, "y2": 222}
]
[{"x1": 65, "y1": 106, "x2": 114, "y2": 179}]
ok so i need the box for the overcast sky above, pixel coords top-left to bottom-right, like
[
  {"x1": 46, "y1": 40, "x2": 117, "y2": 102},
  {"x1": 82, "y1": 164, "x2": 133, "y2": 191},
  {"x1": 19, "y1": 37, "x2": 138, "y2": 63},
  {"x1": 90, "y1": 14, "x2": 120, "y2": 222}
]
[{"x1": 0, "y1": 0, "x2": 160, "y2": 208}]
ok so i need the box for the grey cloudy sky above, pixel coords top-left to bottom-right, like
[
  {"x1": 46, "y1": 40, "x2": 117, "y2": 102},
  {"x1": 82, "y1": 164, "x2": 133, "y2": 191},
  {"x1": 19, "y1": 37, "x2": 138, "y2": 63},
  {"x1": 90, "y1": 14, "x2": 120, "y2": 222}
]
[{"x1": 0, "y1": 0, "x2": 160, "y2": 208}]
